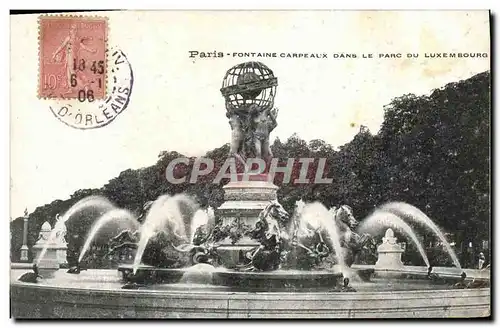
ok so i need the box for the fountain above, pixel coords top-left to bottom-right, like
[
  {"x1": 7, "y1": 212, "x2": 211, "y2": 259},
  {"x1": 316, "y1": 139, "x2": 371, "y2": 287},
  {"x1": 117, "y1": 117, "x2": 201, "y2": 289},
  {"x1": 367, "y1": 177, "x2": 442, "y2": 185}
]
[
  {"x1": 111, "y1": 62, "x2": 376, "y2": 289},
  {"x1": 31, "y1": 216, "x2": 70, "y2": 276},
  {"x1": 34, "y1": 196, "x2": 114, "y2": 270},
  {"x1": 375, "y1": 228, "x2": 405, "y2": 271},
  {"x1": 78, "y1": 209, "x2": 139, "y2": 264},
  {"x1": 380, "y1": 202, "x2": 461, "y2": 268},
  {"x1": 31, "y1": 222, "x2": 62, "y2": 278},
  {"x1": 12, "y1": 194, "x2": 490, "y2": 317},
  {"x1": 10, "y1": 62, "x2": 490, "y2": 318},
  {"x1": 358, "y1": 210, "x2": 430, "y2": 268}
]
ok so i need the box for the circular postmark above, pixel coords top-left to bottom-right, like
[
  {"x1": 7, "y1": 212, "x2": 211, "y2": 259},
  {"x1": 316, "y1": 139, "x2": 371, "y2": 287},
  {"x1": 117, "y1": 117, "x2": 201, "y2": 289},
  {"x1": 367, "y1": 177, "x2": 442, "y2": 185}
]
[{"x1": 49, "y1": 48, "x2": 133, "y2": 129}]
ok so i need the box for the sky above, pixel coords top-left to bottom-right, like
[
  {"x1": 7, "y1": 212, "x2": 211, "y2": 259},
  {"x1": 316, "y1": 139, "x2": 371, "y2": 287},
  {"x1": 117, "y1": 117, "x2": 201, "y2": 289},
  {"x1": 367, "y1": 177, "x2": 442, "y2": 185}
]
[{"x1": 10, "y1": 10, "x2": 490, "y2": 218}]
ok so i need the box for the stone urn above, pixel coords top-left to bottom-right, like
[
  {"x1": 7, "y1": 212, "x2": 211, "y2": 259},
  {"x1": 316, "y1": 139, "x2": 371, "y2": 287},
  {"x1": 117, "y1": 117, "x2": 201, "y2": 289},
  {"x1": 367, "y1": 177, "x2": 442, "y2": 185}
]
[
  {"x1": 32, "y1": 221, "x2": 66, "y2": 278},
  {"x1": 375, "y1": 228, "x2": 405, "y2": 277}
]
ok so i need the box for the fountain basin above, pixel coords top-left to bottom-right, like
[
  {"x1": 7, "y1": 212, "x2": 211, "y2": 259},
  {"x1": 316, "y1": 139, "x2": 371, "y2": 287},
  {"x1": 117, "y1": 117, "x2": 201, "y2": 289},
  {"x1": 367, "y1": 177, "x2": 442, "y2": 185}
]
[
  {"x1": 118, "y1": 265, "x2": 187, "y2": 284},
  {"x1": 10, "y1": 268, "x2": 490, "y2": 318},
  {"x1": 213, "y1": 269, "x2": 343, "y2": 291},
  {"x1": 118, "y1": 265, "x2": 343, "y2": 290},
  {"x1": 352, "y1": 264, "x2": 491, "y2": 283}
]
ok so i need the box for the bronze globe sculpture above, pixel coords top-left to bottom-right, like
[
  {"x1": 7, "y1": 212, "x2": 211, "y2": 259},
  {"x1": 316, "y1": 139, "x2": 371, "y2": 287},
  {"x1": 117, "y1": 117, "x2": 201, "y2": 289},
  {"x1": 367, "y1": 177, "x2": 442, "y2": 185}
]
[{"x1": 220, "y1": 61, "x2": 278, "y2": 109}]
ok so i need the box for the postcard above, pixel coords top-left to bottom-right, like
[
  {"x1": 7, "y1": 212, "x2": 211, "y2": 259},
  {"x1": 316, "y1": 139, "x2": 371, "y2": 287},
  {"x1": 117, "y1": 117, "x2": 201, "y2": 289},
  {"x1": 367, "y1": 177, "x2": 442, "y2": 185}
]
[{"x1": 10, "y1": 10, "x2": 491, "y2": 319}]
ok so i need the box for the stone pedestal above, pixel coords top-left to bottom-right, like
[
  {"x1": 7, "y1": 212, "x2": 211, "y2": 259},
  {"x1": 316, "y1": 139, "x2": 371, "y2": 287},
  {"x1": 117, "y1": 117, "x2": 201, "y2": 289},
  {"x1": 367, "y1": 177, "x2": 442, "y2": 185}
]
[
  {"x1": 375, "y1": 229, "x2": 404, "y2": 275},
  {"x1": 32, "y1": 221, "x2": 64, "y2": 278},
  {"x1": 33, "y1": 244, "x2": 62, "y2": 278},
  {"x1": 56, "y1": 245, "x2": 68, "y2": 267},
  {"x1": 215, "y1": 176, "x2": 279, "y2": 268},
  {"x1": 20, "y1": 245, "x2": 29, "y2": 262}
]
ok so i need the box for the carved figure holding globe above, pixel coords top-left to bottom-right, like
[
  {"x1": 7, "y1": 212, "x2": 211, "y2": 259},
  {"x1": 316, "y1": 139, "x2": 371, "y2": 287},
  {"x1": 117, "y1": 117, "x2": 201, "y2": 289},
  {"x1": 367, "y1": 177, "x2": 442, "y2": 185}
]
[
  {"x1": 250, "y1": 105, "x2": 278, "y2": 161},
  {"x1": 225, "y1": 103, "x2": 247, "y2": 167},
  {"x1": 220, "y1": 62, "x2": 279, "y2": 169}
]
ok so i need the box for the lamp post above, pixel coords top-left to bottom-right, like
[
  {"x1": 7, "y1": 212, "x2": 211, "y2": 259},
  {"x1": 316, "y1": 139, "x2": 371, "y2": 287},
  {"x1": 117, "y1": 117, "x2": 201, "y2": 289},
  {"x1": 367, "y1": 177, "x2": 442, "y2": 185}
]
[{"x1": 20, "y1": 208, "x2": 29, "y2": 262}]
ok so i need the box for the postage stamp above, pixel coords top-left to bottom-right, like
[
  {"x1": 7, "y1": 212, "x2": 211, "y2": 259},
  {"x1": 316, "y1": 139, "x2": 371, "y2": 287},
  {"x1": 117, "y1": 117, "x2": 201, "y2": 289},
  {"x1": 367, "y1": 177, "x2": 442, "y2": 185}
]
[
  {"x1": 38, "y1": 16, "x2": 107, "y2": 100},
  {"x1": 37, "y1": 15, "x2": 133, "y2": 130}
]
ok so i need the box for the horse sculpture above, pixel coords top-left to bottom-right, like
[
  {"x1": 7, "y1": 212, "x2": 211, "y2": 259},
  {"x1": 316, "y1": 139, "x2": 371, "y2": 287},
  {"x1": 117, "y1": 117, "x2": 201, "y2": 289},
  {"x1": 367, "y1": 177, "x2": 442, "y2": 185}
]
[
  {"x1": 244, "y1": 201, "x2": 337, "y2": 271},
  {"x1": 330, "y1": 205, "x2": 371, "y2": 266},
  {"x1": 105, "y1": 200, "x2": 372, "y2": 271},
  {"x1": 107, "y1": 229, "x2": 140, "y2": 255},
  {"x1": 243, "y1": 200, "x2": 291, "y2": 271},
  {"x1": 235, "y1": 201, "x2": 372, "y2": 271}
]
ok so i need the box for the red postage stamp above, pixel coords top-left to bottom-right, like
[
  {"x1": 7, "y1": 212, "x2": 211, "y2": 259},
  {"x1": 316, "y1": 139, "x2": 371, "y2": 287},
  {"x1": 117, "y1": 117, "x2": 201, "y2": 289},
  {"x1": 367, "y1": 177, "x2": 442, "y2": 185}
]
[{"x1": 38, "y1": 16, "x2": 107, "y2": 100}]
